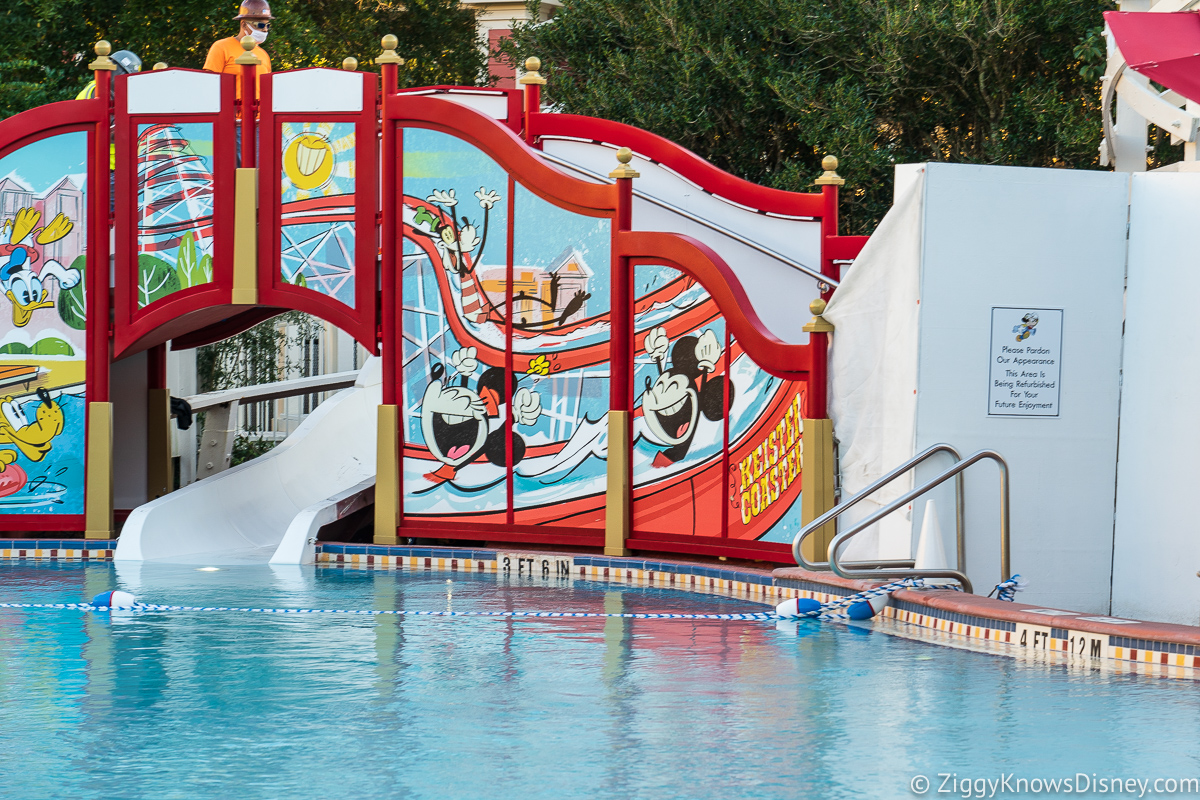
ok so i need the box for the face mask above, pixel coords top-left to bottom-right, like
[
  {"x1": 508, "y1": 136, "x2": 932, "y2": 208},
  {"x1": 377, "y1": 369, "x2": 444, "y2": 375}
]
[{"x1": 248, "y1": 28, "x2": 268, "y2": 43}]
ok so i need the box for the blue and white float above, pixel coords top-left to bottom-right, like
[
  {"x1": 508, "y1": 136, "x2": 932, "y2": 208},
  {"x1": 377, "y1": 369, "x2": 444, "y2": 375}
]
[{"x1": 91, "y1": 590, "x2": 138, "y2": 609}]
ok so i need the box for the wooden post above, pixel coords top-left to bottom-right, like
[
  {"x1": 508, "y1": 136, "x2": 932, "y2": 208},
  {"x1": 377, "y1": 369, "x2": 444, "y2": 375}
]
[
  {"x1": 375, "y1": 35, "x2": 404, "y2": 545},
  {"x1": 85, "y1": 41, "x2": 116, "y2": 539},
  {"x1": 605, "y1": 148, "x2": 638, "y2": 557}
]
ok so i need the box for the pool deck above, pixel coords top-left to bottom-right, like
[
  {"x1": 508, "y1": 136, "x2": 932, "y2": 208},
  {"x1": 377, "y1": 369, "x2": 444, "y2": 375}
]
[{"x1": 4, "y1": 538, "x2": 1198, "y2": 676}]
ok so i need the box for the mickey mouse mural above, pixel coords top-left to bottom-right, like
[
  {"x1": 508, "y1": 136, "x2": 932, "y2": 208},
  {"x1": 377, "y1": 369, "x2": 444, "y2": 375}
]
[
  {"x1": 419, "y1": 347, "x2": 543, "y2": 483},
  {"x1": 638, "y1": 326, "x2": 732, "y2": 467}
]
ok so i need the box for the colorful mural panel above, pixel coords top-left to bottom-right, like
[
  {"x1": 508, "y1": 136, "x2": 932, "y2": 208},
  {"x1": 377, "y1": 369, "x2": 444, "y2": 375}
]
[
  {"x1": 632, "y1": 265, "x2": 728, "y2": 537},
  {"x1": 509, "y1": 186, "x2": 610, "y2": 527},
  {"x1": 0, "y1": 133, "x2": 88, "y2": 514},
  {"x1": 725, "y1": 337, "x2": 805, "y2": 543},
  {"x1": 630, "y1": 266, "x2": 805, "y2": 542},
  {"x1": 401, "y1": 129, "x2": 511, "y2": 520},
  {"x1": 136, "y1": 122, "x2": 215, "y2": 307},
  {"x1": 280, "y1": 121, "x2": 356, "y2": 305},
  {"x1": 396, "y1": 131, "x2": 805, "y2": 542}
]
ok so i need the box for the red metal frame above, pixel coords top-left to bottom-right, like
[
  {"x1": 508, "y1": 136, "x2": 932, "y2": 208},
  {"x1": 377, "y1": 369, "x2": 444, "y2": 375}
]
[
  {"x1": 169, "y1": 306, "x2": 287, "y2": 350},
  {"x1": 0, "y1": 99, "x2": 105, "y2": 532},
  {"x1": 113, "y1": 69, "x2": 239, "y2": 358},
  {"x1": 384, "y1": 94, "x2": 618, "y2": 218},
  {"x1": 399, "y1": 520, "x2": 605, "y2": 548},
  {"x1": 256, "y1": 69, "x2": 380, "y2": 350},
  {"x1": 621, "y1": 238, "x2": 812, "y2": 380},
  {"x1": 380, "y1": 63, "x2": 401, "y2": 408}
]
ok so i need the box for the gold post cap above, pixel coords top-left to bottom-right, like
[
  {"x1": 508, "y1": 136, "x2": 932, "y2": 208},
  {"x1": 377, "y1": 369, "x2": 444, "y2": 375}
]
[
  {"x1": 342, "y1": 56, "x2": 358, "y2": 71},
  {"x1": 518, "y1": 55, "x2": 547, "y2": 85},
  {"x1": 802, "y1": 297, "x2": 834, "y2": 333},
  {"x1": 89, "y1": 40, "x2": 117, "y2": 71},
  {"x1": 376, "y1": 33, "x2": 404, "y2": 65},
  {"x1": 234, "y1": 36, "x2": 262, "y2": 65},
  {"x1": 814, "y1": 154, "x2": 845, "y2": 186},
  {"x1": 153, "y1": 61, "x2": 168, "y2": 70},
  {"x1": 608, "y1": 146, "x2": 640, "y2": 179}
]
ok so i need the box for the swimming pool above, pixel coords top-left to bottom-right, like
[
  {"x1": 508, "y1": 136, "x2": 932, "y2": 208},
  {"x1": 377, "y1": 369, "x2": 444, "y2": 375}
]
[{"x1": 2, "y1": 563, "x2": 1198, "y2": 799}]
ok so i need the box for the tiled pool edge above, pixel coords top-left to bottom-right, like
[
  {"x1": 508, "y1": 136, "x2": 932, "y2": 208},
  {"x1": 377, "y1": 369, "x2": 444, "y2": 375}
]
[
  {"x1": 0, "y1": 540, "x2": 116, "y2": 560},
  {"x1": 313, "y1": 545, "x2": 862, "y2": 605},
  {"x1": 318, "y1": 545, "x2": 1200, "y2": 677},
  {"x1": 5, "y1": 541, "x2": 1198, "y2": 677}
]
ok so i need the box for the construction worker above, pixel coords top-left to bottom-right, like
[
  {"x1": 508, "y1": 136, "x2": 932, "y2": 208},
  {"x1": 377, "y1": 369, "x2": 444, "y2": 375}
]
[
  {"x1": 75, "y1": 49, "x2": 143, "y2": 102},
  {"x1": 204, "y1": 0, "x2": 273, "y2": 99},
  {"x1": 76, "y1": 50, "x2": 141, "y2": 197}
]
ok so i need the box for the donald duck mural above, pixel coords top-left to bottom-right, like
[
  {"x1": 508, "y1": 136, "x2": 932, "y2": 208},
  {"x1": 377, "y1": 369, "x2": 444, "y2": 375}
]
[{"x1": 0, "y1": 207, "x2": 81, "y2": 327}]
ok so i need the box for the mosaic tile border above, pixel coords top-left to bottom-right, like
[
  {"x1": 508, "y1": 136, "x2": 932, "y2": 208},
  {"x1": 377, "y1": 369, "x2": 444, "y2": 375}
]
[
  {"x1": 872, "y1": 616, "x2": 1200, "y2": 681},
  {"x1": 314, "y1": 549, "x2": 848, "y2": 606},
  {"x1": 0, "y1": 540, "x2": 116, "y2": 561},
  {"x1": 883, "y1": 599, "x2": 1200, "y2": 670}
]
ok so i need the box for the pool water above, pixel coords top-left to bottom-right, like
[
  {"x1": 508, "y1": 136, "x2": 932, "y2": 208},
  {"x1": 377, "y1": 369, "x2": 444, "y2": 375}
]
[{"x1": 2, "y1": 563, "x2": 1199, "y2": 799}]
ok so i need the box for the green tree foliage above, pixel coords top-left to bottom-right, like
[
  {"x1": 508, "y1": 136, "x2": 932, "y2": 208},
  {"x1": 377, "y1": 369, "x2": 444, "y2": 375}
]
[
  {"x1": 0, "y1": 0, "x2": 484, "y2": 118},
  {"x1": 503, "y1": 0, "x2": 1112, "y2": 233},
  {"x1": 196, "y1": 311, "x2": 325, "y2": 464}
]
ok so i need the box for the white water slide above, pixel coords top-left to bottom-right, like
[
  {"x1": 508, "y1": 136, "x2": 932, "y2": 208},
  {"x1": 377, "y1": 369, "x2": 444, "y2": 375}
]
[
  {"x1": 114, "y1": 358, "x2": 380, "y2": 564},
  {"x1": 114, "y1": 135, "x2": 828, "y2": 565},
  {"x1": 537, "y1": 138, "x2": 828, "y2": 346}
]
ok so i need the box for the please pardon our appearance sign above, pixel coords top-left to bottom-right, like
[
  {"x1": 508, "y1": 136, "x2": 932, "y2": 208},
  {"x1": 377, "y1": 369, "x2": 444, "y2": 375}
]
[{"x1": 988, "y1": 307, "x2": 1063, "y2": 417}]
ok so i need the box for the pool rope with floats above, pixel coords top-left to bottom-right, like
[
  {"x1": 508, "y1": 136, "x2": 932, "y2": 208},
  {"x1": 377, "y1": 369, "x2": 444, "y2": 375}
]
[{"x1": 0, "y1": 576, "x2": 1026, "y2": 622}]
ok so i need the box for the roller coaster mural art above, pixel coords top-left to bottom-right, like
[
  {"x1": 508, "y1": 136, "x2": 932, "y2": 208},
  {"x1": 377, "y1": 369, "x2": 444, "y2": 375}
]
[{"x1": 0, "y1": 39, "x2": 866, "y2": 561}]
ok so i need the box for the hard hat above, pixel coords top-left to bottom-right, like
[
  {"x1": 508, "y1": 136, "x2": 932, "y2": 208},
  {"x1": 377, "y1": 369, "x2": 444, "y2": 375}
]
[
  {"x1": 110, "y1": 50, "x2": 142, "y2": 75},
  {"x1": 233, "y1": 0, "x2": 274, "y2": 19}
]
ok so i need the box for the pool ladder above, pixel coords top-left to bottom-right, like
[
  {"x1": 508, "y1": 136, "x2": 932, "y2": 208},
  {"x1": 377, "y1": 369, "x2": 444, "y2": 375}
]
[{"x1": 791, "y1": 444, "x2": 1012, "y2": 595}]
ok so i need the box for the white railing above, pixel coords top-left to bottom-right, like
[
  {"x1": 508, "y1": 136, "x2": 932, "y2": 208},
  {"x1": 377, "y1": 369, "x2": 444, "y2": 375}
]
[{"x1": 185, "y1": 369, "x2": 360, "y2": 484}]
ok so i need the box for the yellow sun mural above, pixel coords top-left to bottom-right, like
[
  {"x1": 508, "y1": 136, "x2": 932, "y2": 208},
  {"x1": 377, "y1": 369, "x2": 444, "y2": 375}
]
[{"x1": 280, "y1": 122, "x2": 356, "y2": 201}]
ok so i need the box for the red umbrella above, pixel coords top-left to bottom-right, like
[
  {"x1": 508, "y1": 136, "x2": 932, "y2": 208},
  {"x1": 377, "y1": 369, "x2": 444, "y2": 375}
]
[{"x1": 1105, "y1": 10, "x2": 1200, "y2": 104}]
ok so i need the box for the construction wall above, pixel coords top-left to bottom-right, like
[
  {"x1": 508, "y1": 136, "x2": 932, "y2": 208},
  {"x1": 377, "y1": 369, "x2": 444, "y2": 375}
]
[
  {"x1": 831, "y1": 163, "x2": 1128, "y2": 611},
  {"x1": 912, "y1": 163, "x2": 1128, "y2": 613},
  {"x1": 1112, "y1": 173, "x2": 1200, "y2": 626}
]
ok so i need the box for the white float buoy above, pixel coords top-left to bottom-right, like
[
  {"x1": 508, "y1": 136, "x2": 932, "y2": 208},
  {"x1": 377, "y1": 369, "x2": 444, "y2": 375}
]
[
  {"x1": 775, "y1": 597, "x2": 822, "y2": 618},
  {"x1": 90, "y1": 590, "x2": 137, "y2": 608}
]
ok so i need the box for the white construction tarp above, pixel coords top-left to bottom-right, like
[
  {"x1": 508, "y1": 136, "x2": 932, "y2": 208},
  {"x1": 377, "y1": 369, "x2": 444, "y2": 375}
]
[{"x1": 820, "y1": 171, "x2": 924, "y2": 560}]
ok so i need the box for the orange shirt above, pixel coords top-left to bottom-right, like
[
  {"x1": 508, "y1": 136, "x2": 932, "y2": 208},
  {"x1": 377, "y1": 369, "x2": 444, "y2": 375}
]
[{"x1": 203, "y1": 36, "x2": 271, "y2": 100}]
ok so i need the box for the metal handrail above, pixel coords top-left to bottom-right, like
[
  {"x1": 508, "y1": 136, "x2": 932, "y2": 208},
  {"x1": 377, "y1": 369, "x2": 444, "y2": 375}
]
[
  {"x1": 827, "y1": 450, "x2": 1014, "y2": 595},
  {"x1": 792, "y1": 443, "x2": 965, "y2": 573},
  {"x1": 536, "y1": 151, "x2": 836, "y2": 288}
]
